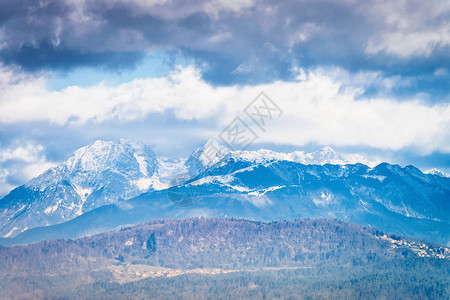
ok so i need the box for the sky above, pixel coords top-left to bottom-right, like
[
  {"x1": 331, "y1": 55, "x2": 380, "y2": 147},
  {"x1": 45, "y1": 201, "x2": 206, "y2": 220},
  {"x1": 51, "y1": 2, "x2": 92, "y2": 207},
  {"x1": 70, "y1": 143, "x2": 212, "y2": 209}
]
[{"x1": 0, "y1": 0, "x2": 449, "y2": 196}]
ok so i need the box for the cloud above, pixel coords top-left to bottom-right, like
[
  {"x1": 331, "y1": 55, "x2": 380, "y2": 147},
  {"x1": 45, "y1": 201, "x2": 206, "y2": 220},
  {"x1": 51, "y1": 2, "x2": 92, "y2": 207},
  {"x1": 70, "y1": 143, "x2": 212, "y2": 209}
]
[
  {"x1": 364, "y1": 0, "x2": 450, "y2": 57},
  {"x1": 1, "y1": 41, "x2": 145, "y2": 71},
  {"x1": 366, "y1": 27, "x2": 450, "y2": 58},
  {"x1": 0, "y1": 142, "x2": 45, "y2": 163},
  {"x1": 204, "y1": 0, "x2": 255, "y2": 16},
  {"x1": 0, "y1": 141, "x2": 56, "y2": 196},
  {"x1": 0, "y1": 64, "x2": 448, "y2": 155},
  {"x1": 0, "y1": 0, "x2": 448, "y2": 90}
]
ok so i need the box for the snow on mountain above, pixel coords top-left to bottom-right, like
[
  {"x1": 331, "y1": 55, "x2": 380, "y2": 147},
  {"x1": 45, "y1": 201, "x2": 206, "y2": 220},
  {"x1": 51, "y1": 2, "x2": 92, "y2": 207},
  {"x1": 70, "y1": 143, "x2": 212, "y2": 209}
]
[
  {"x1": 5, "y1": 160, "x2": 450, "y2": 247},
  {"x1": 0, "y1": 138, "x2": 443, "y2": 241},
  {"x1": 133, "y1": 157, "x2": 189, "y2": 191},
  {"x1": 28, "y1": 139, "x2": 159, "y2": 196},
  {"x1": 424, "y1": 168, "x2": 450, "y2": 178},
  {"x1": 0, "y1": 139, "x2": 159, "y2": 237},
  {"x1": 231, "y1": 146, "x2": 378, "y2": 167},
  {"x1": 185, "y1": 139, "x2": 230, "y2": 175},
  {"x1": 185, "y1": 139, "x2": 378, "y2": 176}
]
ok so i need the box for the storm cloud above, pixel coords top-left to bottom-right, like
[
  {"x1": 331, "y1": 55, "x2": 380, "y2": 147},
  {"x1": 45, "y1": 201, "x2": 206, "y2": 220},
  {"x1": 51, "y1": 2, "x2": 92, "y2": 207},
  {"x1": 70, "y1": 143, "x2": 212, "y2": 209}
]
[{"x1": 0, "y1": 0, "x2": 448, "y2": 88}]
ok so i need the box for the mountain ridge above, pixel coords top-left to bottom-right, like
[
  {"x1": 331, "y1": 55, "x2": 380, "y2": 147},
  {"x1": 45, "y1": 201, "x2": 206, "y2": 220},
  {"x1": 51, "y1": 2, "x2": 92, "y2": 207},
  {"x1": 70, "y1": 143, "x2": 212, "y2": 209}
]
[
  {"x1": 0, "y1": 139, "x2": 159, "y2": 237},
  {"x1": 2, "y1": 160, "x2": 449, "y2": 246},
  {"x1": 1, "y1": 139, "x2": 449, "y2": 246},
  {"x1": 0, "y1": 139, "x2": 381, "y2": 238}
]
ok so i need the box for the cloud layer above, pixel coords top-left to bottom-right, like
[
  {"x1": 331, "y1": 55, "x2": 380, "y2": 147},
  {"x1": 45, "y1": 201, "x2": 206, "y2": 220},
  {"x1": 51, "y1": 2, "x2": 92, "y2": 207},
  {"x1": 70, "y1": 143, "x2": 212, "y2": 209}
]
[
  {"x1": 1, "y1": 64, "x2": 448, "y2": 154},
  {"x1": 0, "y1": 0, "x2": 448, "y2": 90},
  {"x1": 0, "y1": 141, "x2": 56, "y2": 196}
]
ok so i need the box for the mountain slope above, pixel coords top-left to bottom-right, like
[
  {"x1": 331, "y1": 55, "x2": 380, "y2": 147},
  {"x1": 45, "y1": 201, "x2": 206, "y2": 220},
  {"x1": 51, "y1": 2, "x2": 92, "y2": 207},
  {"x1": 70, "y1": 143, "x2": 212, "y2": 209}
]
[
  {"x1": 3, "y1": 158, "x2": 450, "y2": 246},
  {"x1": 1, "y1": 139, "x2": 449, "y2": 245},
  {"x1": 0, "y1": 139, "x2": 379, "y2": 238},
  {"x1": 0, "y1": 139, "x2": 158, "y2": 237}
]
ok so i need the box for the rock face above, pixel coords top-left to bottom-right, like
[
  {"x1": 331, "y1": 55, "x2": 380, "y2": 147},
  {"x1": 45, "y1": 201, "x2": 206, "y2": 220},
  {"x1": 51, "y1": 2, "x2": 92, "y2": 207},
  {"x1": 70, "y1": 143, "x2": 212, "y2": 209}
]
[{"x1": 0, "y1": 139, "x2": 158, "y2": 237}]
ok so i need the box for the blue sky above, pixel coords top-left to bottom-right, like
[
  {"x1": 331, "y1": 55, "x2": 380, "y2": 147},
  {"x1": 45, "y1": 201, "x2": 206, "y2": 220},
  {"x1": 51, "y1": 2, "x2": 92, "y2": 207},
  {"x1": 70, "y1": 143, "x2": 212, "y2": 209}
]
[{"x1": 0, "y1": 0, "x2": 449, "y2": 195}]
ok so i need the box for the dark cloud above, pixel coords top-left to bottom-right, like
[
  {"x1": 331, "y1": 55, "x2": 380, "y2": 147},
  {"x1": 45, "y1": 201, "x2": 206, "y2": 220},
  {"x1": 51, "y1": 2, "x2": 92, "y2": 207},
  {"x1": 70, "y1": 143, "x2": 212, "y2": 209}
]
[
  {"x1": 0, "y1": 41, "x2": 145, "y2": 71},
  {"x1": 0, "y1": 0, "x2": 448, "y2": 96}
]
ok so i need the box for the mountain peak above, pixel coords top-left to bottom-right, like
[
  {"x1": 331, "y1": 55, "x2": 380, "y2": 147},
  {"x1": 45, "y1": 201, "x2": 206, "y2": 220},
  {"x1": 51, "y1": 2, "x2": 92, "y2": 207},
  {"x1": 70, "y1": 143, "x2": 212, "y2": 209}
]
[
  {"x1": 227, "y1": 146, "x2": 376, "y2": 167},
  {"x1": 320, "y1": 146, "x2": 336, "y2": 153},
  {"x1": 67, "y1": 140, "x2": 115, "y2": 171},
  {"x1": 424, "y1": 168, "x2": 450, "y2": 178},
  {"x1": 1, "y1": 138, "x2": 447, "y2": 244},
  {"x1": 63, "y1": 139, "x2": 156, "y2": 174},
  {"x1": 306, "y1": 147, "x2": 344, "y2": 165},
  {"x1": 186, "y1": 139, "x2": 230, "y2": 173},
  {"x1": 28, "y1": 138, "x2": 159, "y2": 193},
  {"x1": 0, "y1": 139, "x2": 160, "y2": 238}
]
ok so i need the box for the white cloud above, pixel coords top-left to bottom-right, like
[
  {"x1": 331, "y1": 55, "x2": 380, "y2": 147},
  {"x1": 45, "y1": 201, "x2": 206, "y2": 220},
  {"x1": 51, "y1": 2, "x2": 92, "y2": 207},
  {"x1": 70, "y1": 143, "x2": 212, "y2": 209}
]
[
  {"x1": 0, "y1": 142, "x2": 45, "y2": 163},
  {"x1": 365, "y1": 0, "x2": 450, "y2": 57},
  {"x1": 0, "y1": 141, "x2": 56, "y2": 196},
  {"x1": 68, "y1": 0, "x2": 254, "y2": 20},
  {"x1": 0, "y1": 169, "x2": 14, "y2": 197},
  {"x1": 288, "y1": 22, "x2": 321, "y2": 49},
  {"x1": 366, "y1": 27, "x2": 450, "y2": 57},
  {"x1": 207, "y1": 32, "x2": 233, "y2": 43},
  {"x1": 0, "y1": 64, "x2": 449, "y2": 155},
  {"x1": 204, "y1": 0, "x2": 255, "y2": 16},
  {"x1": 434, "y1": 68, "x2": 448, "y2": 77}
]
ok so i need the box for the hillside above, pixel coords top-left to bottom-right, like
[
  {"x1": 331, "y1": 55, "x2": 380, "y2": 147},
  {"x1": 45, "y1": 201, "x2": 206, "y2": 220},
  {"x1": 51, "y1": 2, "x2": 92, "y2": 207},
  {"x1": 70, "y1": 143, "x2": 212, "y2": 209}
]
[{"x1": 0, "y1": 218, "x2": 449, "y2": 299}]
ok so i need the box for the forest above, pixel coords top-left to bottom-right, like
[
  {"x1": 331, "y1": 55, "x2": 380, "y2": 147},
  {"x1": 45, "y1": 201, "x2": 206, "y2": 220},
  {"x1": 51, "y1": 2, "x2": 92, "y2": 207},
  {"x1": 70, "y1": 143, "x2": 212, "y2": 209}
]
[{"x1": 0, "y1": 218, "x2": 448, "y2": 299}]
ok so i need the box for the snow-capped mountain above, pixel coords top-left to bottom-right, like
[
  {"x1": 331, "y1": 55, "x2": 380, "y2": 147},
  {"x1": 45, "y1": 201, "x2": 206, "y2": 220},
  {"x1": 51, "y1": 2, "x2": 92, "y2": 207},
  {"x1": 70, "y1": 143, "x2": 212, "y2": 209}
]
[
  {"x1": 229, "y1": 146, "x2": 377, "y2": 167},
  {"x1": 2, "y1": 141, "x2": 449, "y2": 247},
  {"x1": 3, "y1": 138, "x2": 376, "y2": 238},
  {"x1": 185, "y1": 139, "x2": 378, "y2": 177},
  {"x1": 0, "y1": 139, "x2": 159, "y2": 238},
  {"x1": 425, "y1": 168, "x2": 450, "y2": 178},
  {"x1": 1, "y1": 138, "x2": 448, "y2": 245},
  {"x1": 185, "y1": 139, "x2": 230, "y2": 175}
]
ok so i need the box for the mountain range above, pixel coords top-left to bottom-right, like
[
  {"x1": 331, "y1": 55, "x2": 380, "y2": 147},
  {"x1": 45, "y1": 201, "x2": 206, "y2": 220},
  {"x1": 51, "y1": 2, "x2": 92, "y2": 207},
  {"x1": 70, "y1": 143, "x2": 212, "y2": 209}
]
[{"x1": 0, "y1": 139, "x2": 449, "y2": 246}]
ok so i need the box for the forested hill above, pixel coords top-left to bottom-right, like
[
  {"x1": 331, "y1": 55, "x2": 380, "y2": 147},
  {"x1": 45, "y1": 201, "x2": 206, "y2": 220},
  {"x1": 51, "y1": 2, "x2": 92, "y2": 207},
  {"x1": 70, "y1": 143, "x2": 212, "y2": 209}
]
[{"x1": 1, "y1": 218, "x2": 449, "y2": 299}]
